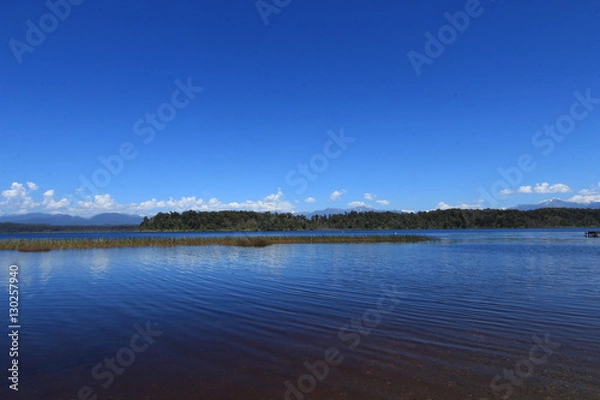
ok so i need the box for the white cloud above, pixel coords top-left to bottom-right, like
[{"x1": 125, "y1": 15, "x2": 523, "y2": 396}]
[
  {"x1": 0, "y1": 182, "x2": 295, "y2": 217},
  {"x1": 362, "y1": 193, "x2": 389, "y2": 206},
  {"x1": 348, "y1": 201, "x2": 368, "y2": 208},
  {"x1": 568, "y1": 184, "x2": 600, "y2": 203},
  {"x1": 304, "y1": 197, "x2": 316, "y2": 203},
  {"x1": 531, "y1": 183, "x2": 571, "y2": 194},
  {"x1": 2, "y1": 182, "x2": 27, "y2": 200},
  {"x1": 503, "y1": 182, "x2": 572, "y2": 195},
  {"x1": 437, "y1": 202, "x2": 452, "y2": 210},
  {"x1": 78, "y1": 194, "x2": 118, "y2": 211},
  {"x1": 1, "y1": 182, "x2": 40, "y2": 211},
  {"x1": 568, "y1": 194, "x2": 600, "y2": 203},
  {"x1": 42, "y1": 189, "x2": 70, "y2": 210},
  {"x1": 67, "y1": 189, "x2": 295, "y2": 217},
  {"x1": 329, "y1": 190, "x2": 346, "y2": 201},
  {"x1": 577, "y1": 183, "x2": 600, "y2": 197},
  {"x1": 46, "y1": 199, "x2": 70, "y2": 210},
  {"x1": 517, "y1": 186, "x2": 534, "y2": 194},
  {"x1": 436, "y1": 200, "x2": 484, "y2": 210},
  {"x1": 1, "y1": 182, "x2": 70, "y2": 213},
  {"x1": 578, "y1": 189, "x2": 596, "y2": 196}
]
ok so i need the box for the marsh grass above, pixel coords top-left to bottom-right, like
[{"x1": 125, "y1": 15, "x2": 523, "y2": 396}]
[
  {"x1": 14, "y1": 246, "x2": 52, "y2": 252},
  {"x1": 0, "y1": 235, "x2": 435, "y2": 252}
]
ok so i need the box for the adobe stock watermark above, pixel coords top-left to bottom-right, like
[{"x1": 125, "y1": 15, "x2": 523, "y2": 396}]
[
  {"x1": 480, "y1": 334, "x2": 560, "y2": 400},
  {"x1": 479, "y1": 88, "x2": 600, "y2": 207},
  {"x1": 9, "y1": 0, "x2": 85, "y2": 64},
  {"x1": 283, "y1": 284, "x2": 404, "y2": 400},
  {"x1": 69, "y1": 321, "x2": 162, "y2": 400},
  {"x1": 407, "y1": 0, "x2": 496, "y2": 76},
  {"x1": 285, "y1": 128, "x2": 355, "y2": 195},
  {"x1": 256, "y1": 0, "x2": 292, "y2": 26},
  {"x1": 77, "y1": 77, "x2": 203, "y2": 199}
]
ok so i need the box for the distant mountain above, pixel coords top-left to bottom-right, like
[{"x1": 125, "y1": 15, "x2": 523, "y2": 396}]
[
  {"x1": 0, "y1": 213, "x2": 143, "y2": 226},
  {"x1": 511, "y1": 198, "x2": 600, "y2": 211},
  {"x1": 88, "y1": 213, "x2": 144, "y2": 225},
  {"x1": 0, "y1": 213, "x2": 86, "y2": 225},
  {"x1": 300, "y1": 206, "x2": 371, "y2": 218},
  {"x1": 300, "y1": 206, "x2": 408, "y2": 219}
]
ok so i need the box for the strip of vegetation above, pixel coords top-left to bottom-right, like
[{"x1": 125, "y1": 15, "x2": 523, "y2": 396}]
[
  {"x1": 0, "y1": 235, "x2": 435, "y2": 252},
  {"x1": 139, "y1": 208, "x2": 600, "y2": 232}
]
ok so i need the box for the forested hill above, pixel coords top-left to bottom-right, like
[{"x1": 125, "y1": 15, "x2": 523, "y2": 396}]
[{"x1": 139, "y1": 208, "x2": 600, "y2": 231}]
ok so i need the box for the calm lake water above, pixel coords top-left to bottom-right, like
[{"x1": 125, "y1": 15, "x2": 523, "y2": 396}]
[{"x1": 0, "y1": 229, "x2": 598, "y2": 399}]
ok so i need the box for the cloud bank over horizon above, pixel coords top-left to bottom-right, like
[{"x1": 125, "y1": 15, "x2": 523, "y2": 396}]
[
  {"x1": 0, "y1": 182, "x2": 295, "y2": 217},
  {"x1": 1, "y1": 181, "x2": 600, "y2": 217}
]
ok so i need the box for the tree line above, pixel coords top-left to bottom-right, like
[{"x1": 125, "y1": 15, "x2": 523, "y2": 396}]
[{"x1": 139, "y1": 208, "x2": 600, "y2": 231}]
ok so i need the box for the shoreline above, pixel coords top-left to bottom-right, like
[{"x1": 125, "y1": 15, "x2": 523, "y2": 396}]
[{"x1": 2, "y1": 226, "x2": 599, "y2": 235}]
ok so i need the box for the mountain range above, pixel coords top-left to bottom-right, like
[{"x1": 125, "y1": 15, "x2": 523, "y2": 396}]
[
  {"x1": 0, "y1": 213, "x2": 144, "y2": 226},
  {"x1": 510, "y1": 198, "x2": 600, "y2": 211},
  {"x1": 299, "y1": 206, "x2": 411, "y2": 218}
]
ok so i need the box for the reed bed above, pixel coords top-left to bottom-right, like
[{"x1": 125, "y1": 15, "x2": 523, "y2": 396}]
[{"x1": 0, "y1": 235, "x2": 435, "y2": 252}]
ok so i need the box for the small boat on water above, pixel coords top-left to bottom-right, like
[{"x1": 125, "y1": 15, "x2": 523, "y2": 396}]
[{"x1": 585, "y1": 231, "x2": 600, "y2": 238}]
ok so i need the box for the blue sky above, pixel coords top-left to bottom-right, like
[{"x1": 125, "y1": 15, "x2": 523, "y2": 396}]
[{"x1": 1, "y1": 0, "x2": 599, "y2": 216}]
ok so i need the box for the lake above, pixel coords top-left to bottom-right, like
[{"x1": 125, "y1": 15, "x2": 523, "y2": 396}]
[{"x1": 0, "y1": 229, "x2": 598, "y2": 399}]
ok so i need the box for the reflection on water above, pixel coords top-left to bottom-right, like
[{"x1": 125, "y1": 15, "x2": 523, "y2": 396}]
[
  {"x1": 88, "y1": 249, "x2": 112, "y2": 279},
  {"x1": 0, "y1": 229, "x2": 598, "y2": 399}
]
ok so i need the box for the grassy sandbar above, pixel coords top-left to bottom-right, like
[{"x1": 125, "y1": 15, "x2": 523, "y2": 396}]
[{"x1": 0, "y1": 235, "x2": 435, "y2": 252}]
